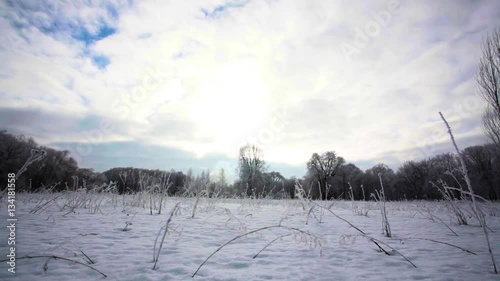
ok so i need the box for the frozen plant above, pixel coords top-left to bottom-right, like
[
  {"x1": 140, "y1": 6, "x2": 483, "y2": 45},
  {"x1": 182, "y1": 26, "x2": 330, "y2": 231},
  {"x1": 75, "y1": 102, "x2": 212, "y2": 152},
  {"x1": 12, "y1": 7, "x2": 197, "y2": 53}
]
[
  {"x1": 153, "y1": 202, "x2": 181, "y2": 270},
  {"x1": 0, "y1": 255, "x2": 106, "y2": 277},
  {"x1": 371, "y1": 173, "x2": 391, "y2": 237},
  {"x1": 192, "y1": 224, "x2": 325, "y2": 277},
  {"x1": 312, "y1": 202, "x2": 416, "y2": 268},
  {"x1": 0, "y1": 148, "x2": 46, "y2": 201},
  {"x1": 294, "y1": 180, "x2": 311, "y2": 211},
  {"x1": 349, "y1": 183, "x2": 369, "y2": 216},
  {"x1": 122, "y1": 212, "x2": 137, "y2": 231},
  {"x1": 439, "y1": 112, "x2": 497, "y2": 274},
  {"x1": 430, "y1": 180, "x2": 468, "y2": 225}
]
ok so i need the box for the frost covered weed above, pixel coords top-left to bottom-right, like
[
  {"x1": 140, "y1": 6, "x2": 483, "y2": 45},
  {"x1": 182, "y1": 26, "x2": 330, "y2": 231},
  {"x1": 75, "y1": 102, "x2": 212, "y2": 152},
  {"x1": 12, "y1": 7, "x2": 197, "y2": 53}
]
[
  {"x1": 339, "y1": 234, "x2": 359, "y2": 246},
  {"x1": 30, "y1": 194, "x2": 64, "y2": 214},
  {"x1": 57, "y1": 182, "x2": 116, "y2": 214},
  {"x1": 371, "y1": 174, "x2": 391, "y2": 238},
  {"x1": 349, "y1": 183, "x2": 369, "y2": 216},
  {"x1": 0, "y1": 149, "x2": 46, "y2": 201},
  {"x1": 224, "y1": 208, "x2": 248, "y2": 232},
  {"x1": 45, "y1": 240, "x2": 97, "y2": 265},
  {"x1": 153, "y1": 202, "x2": 181, "y2": 270},
  {"x1": 294, "y1": 180, "x2": 311, "y2": 211},
  {"x1": 122, "y1": 211, "x2": 138, "y2": 231},
  {"x1": 294, "y1": 181, "x2": 327, "y2": 225},
  {"x1": 312, "y1": 202, "x2": 416, "y2": 268},
  {"x1": 439, "y1": 112, "x2": 497, "y2": 274},
  {"x1": 192, "y1": 224, "x2": 325, "y2": 277},
  {"x1": 431, "y1": 180, "x2": 469, "y2": 225},
  {"x1": 419, "y1": 205, "x2": 459, "y2": 236}
]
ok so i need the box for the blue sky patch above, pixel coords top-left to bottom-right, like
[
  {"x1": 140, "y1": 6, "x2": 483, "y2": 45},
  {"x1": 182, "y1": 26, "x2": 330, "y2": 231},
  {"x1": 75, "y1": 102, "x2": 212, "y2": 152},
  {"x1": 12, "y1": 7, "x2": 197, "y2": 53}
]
[
  {"x1": 106, "y1": 4, "x2": 119, "y2": 19},
  {"x1": 72, "y1": 25, "x2": 116, "y2": 46},
  {"x1": 76, "y1": 115, "x2": 104, "y2": 131},
  {"x1": 201, "y1": 0, "x2": 249, "y2": 19},
  {"x1": 92, "y1": 55, "x2": 111, "y2": 69}
]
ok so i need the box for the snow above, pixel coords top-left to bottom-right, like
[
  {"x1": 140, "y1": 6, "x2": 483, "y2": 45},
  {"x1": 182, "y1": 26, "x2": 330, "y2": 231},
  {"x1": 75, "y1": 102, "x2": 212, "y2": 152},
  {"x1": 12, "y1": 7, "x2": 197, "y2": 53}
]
[{"x1": 1, "y1": 195, "x2": 499, "y2": 280}]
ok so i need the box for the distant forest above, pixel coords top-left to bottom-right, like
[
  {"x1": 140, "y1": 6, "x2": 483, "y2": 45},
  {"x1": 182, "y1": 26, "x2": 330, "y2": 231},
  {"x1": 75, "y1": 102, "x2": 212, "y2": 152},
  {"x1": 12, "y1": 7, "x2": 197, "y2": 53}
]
[{"x1": 1, "y1": 130, "x2": 498, "y2": 201}]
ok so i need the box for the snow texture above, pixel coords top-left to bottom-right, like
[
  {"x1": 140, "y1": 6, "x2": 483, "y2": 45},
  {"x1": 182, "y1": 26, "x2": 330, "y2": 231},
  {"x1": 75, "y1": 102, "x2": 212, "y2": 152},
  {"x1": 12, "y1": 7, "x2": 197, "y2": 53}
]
[{"x1": 1, "y1": 195, "x2": 499, "y2": 280}]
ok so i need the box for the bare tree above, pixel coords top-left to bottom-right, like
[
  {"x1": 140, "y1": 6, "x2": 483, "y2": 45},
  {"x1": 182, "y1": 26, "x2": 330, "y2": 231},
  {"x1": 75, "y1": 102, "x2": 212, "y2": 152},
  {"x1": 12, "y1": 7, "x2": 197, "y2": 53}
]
[
  {"x1": 477, "y1": 29, "x2": 500, "y2": 151},
  {"x1": 396, "y1": 160, "x2": 430, "y2": 200},
  {"x1": 238, "y1": 144, "x2": 267, "y2": 197},
  {"x1": 483, "y1": 108, "x2": 500, "y2": 152},
  {"x1": 119, "y1": 170, "x2": 130, "y2": 194},
  {"x1": 464, "y1": 144, "x2": 498, "y2": 200},
  {"x1": 262, "y1": 171, "x2": 285, "y2": 198},
  {"x1": 307, "y1": 151, "x2": 345, "y2": 200}
]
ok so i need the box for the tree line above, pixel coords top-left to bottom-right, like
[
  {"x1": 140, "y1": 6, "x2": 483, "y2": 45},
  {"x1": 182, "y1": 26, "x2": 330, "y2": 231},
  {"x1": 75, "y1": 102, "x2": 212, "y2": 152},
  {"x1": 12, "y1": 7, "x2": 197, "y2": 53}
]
[
  {"x1": 234, "y1": 143, "x2": 500, "y2": 201},
  {"x1": 0, "y1": 130, "x2": 499, "y2": 201}
]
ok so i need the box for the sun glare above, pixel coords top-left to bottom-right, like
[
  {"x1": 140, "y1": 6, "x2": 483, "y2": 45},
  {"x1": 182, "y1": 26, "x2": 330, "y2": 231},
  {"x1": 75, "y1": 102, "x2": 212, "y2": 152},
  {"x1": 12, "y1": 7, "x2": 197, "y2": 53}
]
[{"x1": 189, "y1": 59, "x2": 270, "y2": 156}]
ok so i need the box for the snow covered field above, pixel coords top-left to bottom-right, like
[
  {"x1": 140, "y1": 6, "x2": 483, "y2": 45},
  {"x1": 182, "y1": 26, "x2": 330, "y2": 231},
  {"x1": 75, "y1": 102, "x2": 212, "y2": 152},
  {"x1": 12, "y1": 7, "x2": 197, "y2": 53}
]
[{"x1": 1, "y1": 194, "x2": 499, "y2": 280}]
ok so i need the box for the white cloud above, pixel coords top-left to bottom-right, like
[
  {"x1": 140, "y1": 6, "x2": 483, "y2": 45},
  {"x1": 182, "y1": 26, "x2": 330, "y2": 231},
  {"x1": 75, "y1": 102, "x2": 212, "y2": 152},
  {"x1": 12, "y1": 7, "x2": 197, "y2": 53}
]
[{"x1": 0, "y1": 0, "x2": 499, "y2": 174}]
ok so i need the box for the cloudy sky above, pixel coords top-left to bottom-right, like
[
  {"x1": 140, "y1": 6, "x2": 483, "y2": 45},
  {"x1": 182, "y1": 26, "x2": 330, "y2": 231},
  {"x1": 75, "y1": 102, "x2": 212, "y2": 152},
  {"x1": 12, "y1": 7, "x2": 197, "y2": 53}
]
[{"x1": 0, "y1": 0, "x2": 499, "y2": 180}]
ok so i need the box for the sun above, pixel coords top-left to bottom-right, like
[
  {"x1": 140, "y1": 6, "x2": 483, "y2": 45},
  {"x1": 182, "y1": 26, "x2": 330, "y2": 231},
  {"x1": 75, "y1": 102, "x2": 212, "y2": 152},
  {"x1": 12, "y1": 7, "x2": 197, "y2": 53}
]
[{"x1": 188, "y1": 58, "x2": 270, "y2": 155}]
